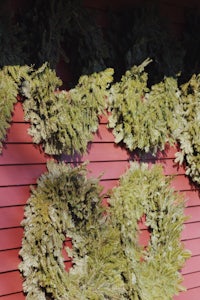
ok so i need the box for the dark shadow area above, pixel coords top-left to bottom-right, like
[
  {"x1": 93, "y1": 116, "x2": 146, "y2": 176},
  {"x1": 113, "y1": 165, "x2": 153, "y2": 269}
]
[{"x1": 1, "y1": 0, "x2": 200, "y2": 87}]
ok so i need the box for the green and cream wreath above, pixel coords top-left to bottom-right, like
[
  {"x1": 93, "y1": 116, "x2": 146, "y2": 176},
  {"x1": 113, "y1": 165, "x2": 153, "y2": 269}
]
[{"x1": 19, "y1": 161, "x2": 190, "y2": 300}]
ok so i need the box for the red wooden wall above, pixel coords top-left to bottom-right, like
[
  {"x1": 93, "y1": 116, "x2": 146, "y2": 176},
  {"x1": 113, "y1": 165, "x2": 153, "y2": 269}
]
[
  {"x1": 0, "y1": 102, "x2": 200, "y2": 299},
  {"x1": 0, "y1": 103, "x2": 48, "y2": 299},
  {"x1": 0, "y1": 0, "x2": 200, "y2": 299}
]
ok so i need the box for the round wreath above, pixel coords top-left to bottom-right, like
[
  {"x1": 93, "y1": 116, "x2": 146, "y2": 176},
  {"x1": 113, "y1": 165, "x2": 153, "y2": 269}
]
[
  {"x1": 19, "y1": 161, "x2": 190, "y2": 300},
  {"x1": 108, "y1": 162, "x2": 190, "y2": 300},
  {"x1": 19, "y1": 161, "x2": 126, "y2": 300}
]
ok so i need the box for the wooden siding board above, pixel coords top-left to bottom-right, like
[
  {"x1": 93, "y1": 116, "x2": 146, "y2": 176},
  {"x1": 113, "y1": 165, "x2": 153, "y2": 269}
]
[
  {"x1": 0, "y1": 164, "x2": 47, "y2": 186},
  {"x1": 183, "y1": 190, "x2": 200, "y2": 207},
  {"x1": 0, "y1": 249, "x2": 21, "y2": 273},
  {"x1": 182, "y1": 271, "x2": 200, "y2": 290},
  {"x1": 0, "y1": 206, "x2": 24, "y2": 229},
  {"x1": 84, "y1": 143, "x2": 129, "y2": 162},
  {"x1": 181, "y1": 255, "x2": 200, "y2": 275},
  {"x1": 0, "y1": 292, "x2": 25, "y2": 300},
  {"x1": 183, "y1": 239, "x2": 200, "y2": 257},
  {"x1": 0, "y1": 144, "x2": 48, "y2": 165},
  {"x1": 184, "y1": 206, "x2": 200, "y2": 224},
  {"x1": 6, "y1": 123, "x2": 32, "y2": 143},
  {"x1": 0, "y1": 186, "x2": 31, "y2": 207},
  {"x1": 87, "y1": 161, "x2": 130, "y2": 180},
  {"x1": 0, "y1": 271, "x2": 23, "y2": 296},
  {"x1": 92, "y1": 125, "x2": 115, "y2": 142},
  {"x1": 174, "y1": 287, "x2": 200, "y2": 300},
  {"x1": 11, "y1": 103, "x2": 27, "y2": 123},
  {"x1": 181, "y1": 222, "x2": 200, "y2": 240},
  {"x1": 171, "y1": 175, "x2": 195, "y2": 191},
  {"x1": 0, "y1": 101, "x2": 50, "y2": 298},
  {"x1": 0, "y1": 228, "x2": 23, "y2": 251},
  {"x1": 100, "y1": 179, "x2": 119, "y2": 194}
]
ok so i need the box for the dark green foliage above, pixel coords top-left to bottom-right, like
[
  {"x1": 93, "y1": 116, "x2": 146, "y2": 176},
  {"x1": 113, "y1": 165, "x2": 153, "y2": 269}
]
[
  {"x1": 181, "y1": 8, "x2": 200, "y2": 82},
  {"x1": 0, "y1": 0, "x2": 109, "y2": 76},
  {"x1": 18, "y1": 0, "x2": 70, "y2": 68},
  {"x1": 105, "y1": 4, "x2": 183, "y2": 84},
  {"x1": 0, "y1": 0, "x2": 186, "y2": 85},
  {"x1": 109, "y1": 162, "x2": 190, "y2": 300},
  {"x1": 63, "y1": 0, "x2": 110, "y2": 83},
  {"x1": 23, "y1": 64, "x2": 113, "y2": 155},
  {"x1": 0, "y1": 2, "x2": 25, "y2": 67}
]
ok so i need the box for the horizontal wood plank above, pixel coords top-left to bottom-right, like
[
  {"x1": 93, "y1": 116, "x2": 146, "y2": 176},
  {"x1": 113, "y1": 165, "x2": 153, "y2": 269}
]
[
  {"x1": 92, "y1": 125, "x2": 115, "y2": 143},
  {"x1": 11, "y1": 103, "x2": 25, "y2": 123},
  {"x1": 183, "y1": 190, "x2": 200, "y2": 207},
  {"x1": 100, "y1": 179, "x2": 119, "y2": 194},
  {"x1": 0, "y1": 186, "x2": 31, "y2": 207},
  {"x1": 6, "y1": 123, "x2": 32, "y2": 143},
  {"x1": 184, "y1": 206, "x2": 200, "y2": 224},
  {"x1": 0, "y1": 271, "x2": 23, "y2": 296},
  {"x1": 174, "y1": 286, "x2": 200, "y2": 300},
  {"x1": 86, "y1": 143, "x2": 129, "y2": 162},
  {"x1": 87, "y1": 161, "x2": 130, "y2": 180},
  {"x1": 171, "y1": 175, "x2": 196, "y2": 191},
  {"x1": 87, "y1": 161, "x2": 190, "y2": 183},
  {"x1": 182, "y1": 271, "x2": 200, "y2": 290},
  {"x1": 183, "y1": 239, "x2": 200, "y2": 257},
  {"x1": 0, "y1": 292, "x2": 25, "y2": 300},
  {"x1": 181, "y1": 222, "x2": 200, "y2": 240},
  {"x1": 149, "y1": 159, "x2": 185, "y2": 176},
  {"x1": 181, "y1": 255, "x2": 200, "y2": 275},
  {"x1": 98, "y1": 114, "x2": 108, "y2": 124},
  {"x1": 0, "y1": 144, "x2": 48, "y2": 165},
  {"x1": 0, "y1": 206, "x2": 24, "y2": 229},
  {"x1": 0, "y1": 228, "x2": 23, "y2": 251},
  {"x1": 0, "y1": 164, "x2": 47, "y2": 186},
  {"x1": 0, "y1": 249, "x2": 21, "y2": 273}
]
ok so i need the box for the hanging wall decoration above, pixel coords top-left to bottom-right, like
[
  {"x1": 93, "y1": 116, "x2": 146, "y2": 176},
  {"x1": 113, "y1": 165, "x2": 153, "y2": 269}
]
[
  {"x1": 108, "y1": 162, "x2": 190, "y2": 300},
  {"x1": 19, "y1": 160, "x2": 127, "y2": 300},
  {"x1": 108, "y1": 59, "x2": 181, "y2": 155},
  {"x1": 19, "y1": 161, "x2": 190, "y2": 300},
  {"x1": 0, "y1": 60, "x2": 199, "y2": 186},
  {"x1": 23, "y1": 64, "x2": 113, "y2": 155}
]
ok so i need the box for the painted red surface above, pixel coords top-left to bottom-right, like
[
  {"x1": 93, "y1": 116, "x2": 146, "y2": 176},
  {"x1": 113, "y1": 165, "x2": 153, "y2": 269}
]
[{"x1": 0, "y1": 103, "x2": 48, "y2": 298}]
